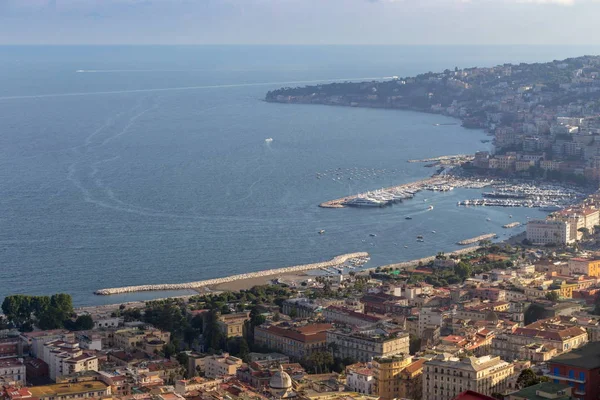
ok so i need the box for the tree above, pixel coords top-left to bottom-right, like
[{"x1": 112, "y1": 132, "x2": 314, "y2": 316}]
[
  {"x1": 163, "y1": 342, "x2": 177, "y2": 359},
  {"x1": 525, "y1": 304, "x2": 545, "y2": 325},
  {"x1": 289, "y1": 307, "x2": 298, "y2": 319},
  {"x1": 516, "y1": 368, "x2": 548, "y2": 389},
  {"x1": 545, "y1": 291, "x2": 560, "y2": 302},
  {"x1": 73, "y1": 315, "x2": 94, "y2": 330},
  {"x1": 454, "y1": 262, "x2": 472, "y2": 280},
  {"x1": 409, "y1": 334, "x2": 422, "y2": 355}
]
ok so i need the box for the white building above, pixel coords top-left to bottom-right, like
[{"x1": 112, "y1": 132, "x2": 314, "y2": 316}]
[
  {"x1": 418, "y1": 308, "x2": 450, "y2": 336},
  {"x1": 42, "y1": 339, "x2": 98, "y2": 380},
  {"x1": 526, "y1": 219, "x2": 572, "y2": 245},
  {"x1": 0, "y1": 358, "x2": 26, "y2": 385},
  {"x1": 204, "y1": 353, "x2": 243, "y2": 379},
  {"x1": 346, "y1": 367, "x2": 374, "y2": 395}
]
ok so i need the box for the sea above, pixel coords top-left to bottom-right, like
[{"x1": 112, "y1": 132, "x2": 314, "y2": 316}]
[{"x1": 2, "y1": 45, "x2": 600, "y2": 306}]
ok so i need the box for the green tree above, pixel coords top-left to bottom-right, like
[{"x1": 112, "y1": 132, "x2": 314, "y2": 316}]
[
  {"x1": 409, "y1": 334, "x2": 422, "y2": 355},
  {"x1": 525, "y1": 304, "x2": 546, "y2": 325},
  {"x1": 73, "y1": 314, "x2": 94, "y2": 331},
  {"x1": 545, "y1": 291, "x2": 560, "y2": 302},
  {"x1": 454, "y1": 262, "x2": 472, "y2": 280},
  {"x1": 516, "y1": 368, "x2": 548, "y2": 389}
]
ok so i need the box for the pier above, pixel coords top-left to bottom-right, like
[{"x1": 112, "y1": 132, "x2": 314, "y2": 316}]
[
  {"x1": 319, "y1": 176, "x2": 493, "y2": 208},
  {"x1": 503, "y1": 222, "x2": 521, "y2": 228},
  {"x1": 407, "y1": 154, "x2": 474, "y2": 163},
  {"x1": 456, "y1": 233, "x2": 497, "y2": 246},
  {"x1": 94, "y1": 252, "x2": 369, "y2": 295}
]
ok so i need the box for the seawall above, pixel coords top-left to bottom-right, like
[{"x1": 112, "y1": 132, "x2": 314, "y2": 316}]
[{"x1": 94, "y1": 252, "x2": 369, "y2": 295}]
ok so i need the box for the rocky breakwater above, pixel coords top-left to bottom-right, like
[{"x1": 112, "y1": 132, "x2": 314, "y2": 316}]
[{"x1": 94, "y1": 252, "x2": 369, "y2": 295}]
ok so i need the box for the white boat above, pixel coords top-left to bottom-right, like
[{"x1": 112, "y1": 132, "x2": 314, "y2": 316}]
[
  {"x1": 265, "y1": 138, "x2": 274, "y2": 143},
  {"x1": 428, "y1": 205, "x2": 434, "y2": 210},
  {"x1": 344, "y1": 197, "x2": 386, "y2": 207}
]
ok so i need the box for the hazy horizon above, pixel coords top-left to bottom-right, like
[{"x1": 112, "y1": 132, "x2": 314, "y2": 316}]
[{"x1": 2, "y1": 0, "x2": 600, "y2": 46}]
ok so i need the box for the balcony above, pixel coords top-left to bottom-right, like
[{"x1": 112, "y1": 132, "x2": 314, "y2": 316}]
[
  {"x1": 544, "y1": 373, "x2": 585, "y2": 384},
  {"x1": 575, "y1": 389, "x2": 586, "y2": 396}
]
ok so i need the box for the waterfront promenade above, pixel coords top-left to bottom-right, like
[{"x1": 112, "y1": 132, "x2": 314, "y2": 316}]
[{"x1": 94, "y1": 252, "x2": 369, "y2": 295}]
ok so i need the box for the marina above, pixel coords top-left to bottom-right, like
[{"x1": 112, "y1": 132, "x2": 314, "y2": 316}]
[
  {"x1": 319, "y1": 176, "x2": 494, "y2": 208},
  {"x1": 458, "y1": 183, "x2": 583, "y2": 209},
  {"x1": 94, "y1": 252, "x2": 369, "y2": 295},
  {"x1": 456, "y1": 233, "x2": 497, "y2": 245}
]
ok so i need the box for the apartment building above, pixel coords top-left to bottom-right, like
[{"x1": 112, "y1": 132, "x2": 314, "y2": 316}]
[
  {"x1": 0, "y1": 359, "x2": 26, "y2": 385},
  {"x1": 217, "y1": 312, "x2": 249, "y2": 338},
  {"x1": 204, "y1": 353, "x2": 243, "y2": 379},
  {"x1": 422, "y1": 354, "x2": 514, "y2": 400},
  {"x1": 491, "y1": 317, "x2": 588, "y2": 361},
  {"x1": 254, "y1": 323, "x2": 332, "y2": 359},
  {"x1": 526, "y1": 219, "x2": 572, "y2": 245},
  {"x1": 372, "y1": 355, "x2": 425, "y2": 400},
  {"x1": 418, "y1": 308, "x2": 451, "y2": 336},
  {"x1": 41, "y1": 339, "x2": 98, "y2": 380},
  {"x1": 112, "y1": 327, "x2": 171, "y2": 350},
  {"x1": 322, "y1": 306, "x2": 383, "y2": 328},
  {"x1": 546, "y1": 341, "x2": 600, "y2": 400},
  {"x1": 569, "y1": 258, "x2": 600, "y2": 277},
  {"x1": 326, "y1": 328, "x2": 409, "y2": 363},
  {"x1": 26, "y1": 381, "x2": 111, "y2": 400}
]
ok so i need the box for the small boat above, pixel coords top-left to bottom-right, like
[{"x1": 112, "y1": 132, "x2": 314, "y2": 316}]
[
  {"x1": 318, "y1": 230, "x2": 325, "y2": 234},
  {"x1": 428, "y1": 205, "x2": 434, "y2": 210},
  {"x1": 431, "y1": 230, "x2": 436, "y2": 234},
  {"x1": 509, "y1": 215, "x2": 513, "y2": 218},
  {"x1": 417, "y1": 235, "x2": 424, "y2": 239},
  {"x1": 417, "y1": 238, "x2": 425, "y2": 242},
  {"x1": 265, "y1": 138, "x2": 274, "y2": 143},
  {"x1": 424, "y1": 199, "x2": 428, "y2": 202},
  {"x1": 405, "y1": 216, "x2": 413, "y2": 220},
  {"x1": 369, "y1": 233, "x2": 377, "y2": 237},
  {"x1": 486, "y1": 218, "x2": 491, "y2": 221},
  {"x1": 404, "y1": 245, "x2": 408, "y2": 248}
]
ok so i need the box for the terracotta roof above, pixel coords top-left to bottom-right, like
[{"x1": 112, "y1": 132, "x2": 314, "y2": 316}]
[
  {"x1": 452, "y1": 390, "x2": 497, "y2": 400},
  {"x1": 403, "y1": 358, "x2": 425, "y2": 374}
]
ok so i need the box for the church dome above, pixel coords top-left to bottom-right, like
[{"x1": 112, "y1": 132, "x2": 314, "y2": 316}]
[
  {"x1": 270, "y1": 365, "x2": 292, "y2": 390},
  {"x1": 485, "y1": 310, "x2": 499, "y2": 323}
]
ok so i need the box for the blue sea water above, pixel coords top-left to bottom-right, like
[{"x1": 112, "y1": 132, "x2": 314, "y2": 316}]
[{"x1": 2, "y1": 45, "x2": 600, "y2": 306}]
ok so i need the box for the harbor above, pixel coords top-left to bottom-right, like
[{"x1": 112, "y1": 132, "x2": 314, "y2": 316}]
[
  {"x1": 456, "y1": 233, "x2": 497, "y2": 245},
  {"x1": 319, "y1": 176, "x2": 494, "y2": 208},
  {"x1": 94, "y1": 252, "x2": 369, "y2": 295}
]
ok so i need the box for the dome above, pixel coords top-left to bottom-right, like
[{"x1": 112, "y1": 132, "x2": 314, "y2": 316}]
[
  {"x1": 270, "y1": 365, "x2": 292, "y2": 390},
  {"x1": 485, "y1": 310, "x2": 499, "y2": 322}
]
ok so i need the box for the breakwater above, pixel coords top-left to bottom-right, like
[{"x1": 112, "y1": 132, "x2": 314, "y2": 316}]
[
  {"x1": 456, "y1": 233, "x2": 497, "y2": 245},
  {"x1": 94, "y1": 252, "x2": 369, "y2": 295},
  {"x1": 503, "y1": 222, "x2": 521, "y2": 228}
]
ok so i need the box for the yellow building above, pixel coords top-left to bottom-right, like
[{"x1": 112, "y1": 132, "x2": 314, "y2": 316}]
[
  {"x1": 27, "y1": 381, "x2": 111, "y2": 400},
  {"x1": 568, "y1": 257, "x2": 600, "y2": 277},
  {"x1": 372, "y1": 355, "x2": 425, "y2": 400},
  {"x1": 204, "y1": 353, "x2": 243, "y2": 379},
  {"x1": 217, "y1": 312, "x2": 249, "y2": 338},
  {"x1": 112, "y1": 328, "x2": 171, "y2": 350},
  {"x1": 423, "y1": 354, "x2": 514, "y2": 400}
]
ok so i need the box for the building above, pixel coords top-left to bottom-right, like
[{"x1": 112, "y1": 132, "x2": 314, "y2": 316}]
[
  {"x1": 204, "y1": 353, "x2": 244, "y2": 378},
  {"x1": 326, "y1": 328, "x2": 409, "y2": 363},
  {"x1": 372, "y1": 355, "x2": 424, "y2": 400},
  {"x1": 20, "y1": 330, "x2": 72, "y2": 358},
  {"x1": 217, "y1": 312, "x2": 249, "y2": 338},
  {"x1": 526, "y1": 219, "x2": 572, "y2": 245},
  {"x1": 0, "y1": 338, "x2": 22, "y2": 359},
  {"x1": 0, "y1": 358, "x2": 26, "y2": 385},
  {"x1": 26, "y1": 381, "x2": 111, "y2": 400},
  {"x1": 419, "y1": 308, "x2": 451, "y2": 336},
  {"x1": 282, "y1": 298, "x2": 322, "y2": 319},
  {"x1": 491, "y1": 318, "x2": 588, "y2": 361},
  {"x1": 423, "y1": 354, "x2": 514, "y2": 400},
  {"x1": 254, "y1": 323, "x2": 332, "y2": 359},
  {"x1": 346, "y1": 366, "x2": 375, "y2": 395},
  {"x1": 322, "y1": 306, "x2": 383, "y2": 328},
  {"x1": 41, "y1": 339, "x2": 98, "y2": 380},
  {"x1": 507, "y1": 382, "x2": 572, "y2": 400},
  {"x1": 112, "y1": 327, "x2": 171, "y2": 350},
  {"x1": 568, "y1": 258, "x2": 600, "y2": 277},
  {"x1": 546, "y1": 341, "x2": 600, "y2": 400}
]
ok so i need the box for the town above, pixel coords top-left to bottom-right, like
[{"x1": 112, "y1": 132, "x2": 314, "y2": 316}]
[{"x1": 7, "y1": 56, "x2": 600, "y2": 400}]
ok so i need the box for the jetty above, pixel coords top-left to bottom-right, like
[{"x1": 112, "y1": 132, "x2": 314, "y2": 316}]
[
  {"x1": 319, "y1": 176, "x2": 493, "y2": 208},
  {"x1": 94, "y1": 252, "x2": 369, "y2": 295},
  {"x1": 503, "y1": 222, "x2": 521, "y2": 229},
  {"x1": 456, "y1": 233, "x2": 497, "y2": 246},
  {"x1": 407, "y1": 154, "x2": 473, "y2": 163}
]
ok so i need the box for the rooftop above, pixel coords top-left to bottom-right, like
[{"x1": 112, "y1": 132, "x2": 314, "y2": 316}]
[
  {"x1": 28, "y1": 381, "x2": 109, "y2": 397},
  {"x1": 550, "y1": 341, "x2": 600, "y2": 369},
  {"x1": 508, "y1": 382, "x2": 571, "y2": 400}
]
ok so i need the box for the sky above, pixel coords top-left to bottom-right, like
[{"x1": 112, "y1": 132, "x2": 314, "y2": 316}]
[{"x1": 1, "y1": 0, "x2": 600, "y2": 45}]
